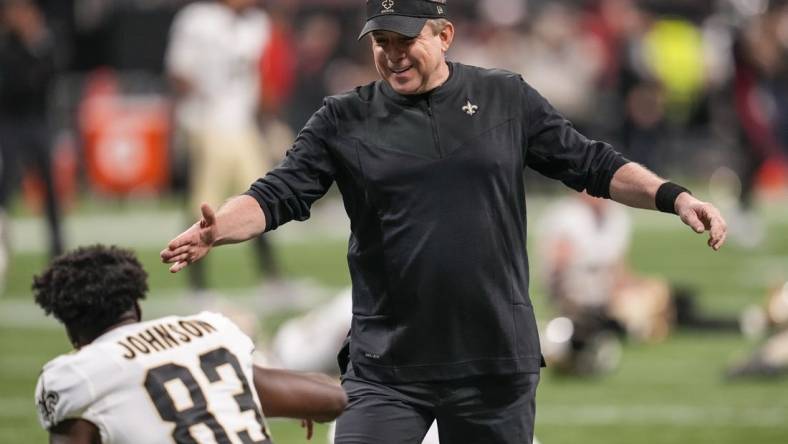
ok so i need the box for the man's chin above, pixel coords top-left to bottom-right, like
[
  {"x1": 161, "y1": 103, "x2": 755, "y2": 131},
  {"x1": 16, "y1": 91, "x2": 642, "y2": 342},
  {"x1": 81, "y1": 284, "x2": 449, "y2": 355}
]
[{"x1": 389, "y1": 80, "x2": 421, "y2": 95}]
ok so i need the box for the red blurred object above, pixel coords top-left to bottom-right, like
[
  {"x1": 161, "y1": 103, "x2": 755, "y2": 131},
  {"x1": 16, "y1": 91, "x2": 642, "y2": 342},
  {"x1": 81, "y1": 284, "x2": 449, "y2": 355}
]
[
  {"x1": 79, "y1": 70, "x2": 171, "y2": 196},
  {"x1": 260, "y1": 21, "x2": 297, "y2": 113},
  {"x1": 756, "y1": 157, "x2": 788, "y2": 195}
]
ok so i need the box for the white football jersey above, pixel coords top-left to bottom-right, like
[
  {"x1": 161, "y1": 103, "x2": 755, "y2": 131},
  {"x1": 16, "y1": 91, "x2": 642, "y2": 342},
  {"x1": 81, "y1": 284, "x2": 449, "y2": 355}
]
[
  {"x1": 537, "y1": 197, "x2": 632, "y2": 307},
  {"x1": 35, "y1": 311, "x2": 271, "y2": 444},
  {"x1": 165, "y1": 2, "x2": 270, "y2": 131}
]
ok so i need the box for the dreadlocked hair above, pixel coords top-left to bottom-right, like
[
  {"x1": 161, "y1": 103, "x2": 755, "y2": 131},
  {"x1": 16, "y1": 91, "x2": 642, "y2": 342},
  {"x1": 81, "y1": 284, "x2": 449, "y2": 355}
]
[{"x1": 32, "y1": 245, "x2": 148, "y2": 339}]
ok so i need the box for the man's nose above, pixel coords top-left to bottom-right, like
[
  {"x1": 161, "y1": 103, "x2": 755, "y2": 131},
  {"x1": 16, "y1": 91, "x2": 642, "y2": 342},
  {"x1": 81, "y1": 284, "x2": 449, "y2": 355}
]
[{"x1": 385, "y1": 44, "x2": 405, "y2": 61}]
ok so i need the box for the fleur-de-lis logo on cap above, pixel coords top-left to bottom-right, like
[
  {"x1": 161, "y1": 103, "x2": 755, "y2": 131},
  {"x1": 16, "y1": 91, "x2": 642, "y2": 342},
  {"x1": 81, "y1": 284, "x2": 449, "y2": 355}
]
[
  {"x1": 382, "y1": 0, "x2": 394, "y2": 11},
  {"x1": 462, "y1": 100, "x2": 479, "y2": 116}
]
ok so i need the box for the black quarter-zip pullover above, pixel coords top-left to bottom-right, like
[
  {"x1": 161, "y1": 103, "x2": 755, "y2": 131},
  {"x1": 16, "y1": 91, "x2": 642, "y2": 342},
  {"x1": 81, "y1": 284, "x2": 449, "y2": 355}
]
[{"x1": 246, "y1": 62, "x2": 628, "y2": 382}]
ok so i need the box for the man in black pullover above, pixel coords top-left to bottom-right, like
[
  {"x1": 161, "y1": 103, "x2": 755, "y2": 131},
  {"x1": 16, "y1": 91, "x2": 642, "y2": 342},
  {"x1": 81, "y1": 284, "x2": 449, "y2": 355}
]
[{"x1": 162, "y1": 1, "x2": 727, "y2": 443}]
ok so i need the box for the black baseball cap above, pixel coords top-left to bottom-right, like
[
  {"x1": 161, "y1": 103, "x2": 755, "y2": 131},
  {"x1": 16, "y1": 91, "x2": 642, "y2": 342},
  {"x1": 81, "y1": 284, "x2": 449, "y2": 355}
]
[{"x1": 358, "y1": 0, "x2": 449, "y2": 40}]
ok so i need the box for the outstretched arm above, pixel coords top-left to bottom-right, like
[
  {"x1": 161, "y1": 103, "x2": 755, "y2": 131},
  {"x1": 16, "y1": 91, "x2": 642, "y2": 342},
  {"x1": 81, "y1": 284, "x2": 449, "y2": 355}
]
[
  {"x1": 160, "y1": 195, "x2": 266, "y2": 273},
  {"x1": 609, "y1": 162, "x2": 727, "y2": 251},
  {"x1": 253, "y1": 366, "x2": 347, "y2": 423}
]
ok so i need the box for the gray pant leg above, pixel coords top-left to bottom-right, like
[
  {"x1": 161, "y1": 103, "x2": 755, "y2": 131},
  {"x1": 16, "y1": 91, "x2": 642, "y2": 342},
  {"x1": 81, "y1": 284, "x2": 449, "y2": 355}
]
[
  {"x1": 435, "y1": 372, "x2": 540, "y2": 444},
  {"x1": 334, "y1": 366, "x2": 434, "y2": 444}
]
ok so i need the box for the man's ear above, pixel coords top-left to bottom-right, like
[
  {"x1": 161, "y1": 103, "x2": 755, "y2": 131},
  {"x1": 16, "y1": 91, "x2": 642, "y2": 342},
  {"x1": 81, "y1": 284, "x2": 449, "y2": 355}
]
[{"x1": 440, "y1": 22, "x2": 454, "y2": 52}]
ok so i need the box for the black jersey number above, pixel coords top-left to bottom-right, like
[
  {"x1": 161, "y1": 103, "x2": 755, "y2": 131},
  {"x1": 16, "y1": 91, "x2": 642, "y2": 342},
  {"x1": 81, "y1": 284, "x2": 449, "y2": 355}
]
[{"x1": 144, "y1": 347, "x2": 269, "y2": 444}]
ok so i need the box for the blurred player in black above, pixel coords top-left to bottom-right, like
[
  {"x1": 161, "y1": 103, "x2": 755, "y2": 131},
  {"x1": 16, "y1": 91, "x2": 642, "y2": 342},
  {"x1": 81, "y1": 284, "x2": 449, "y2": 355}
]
[{"x1": 0, "y1": 0, "x2": 64, "y2": 277}]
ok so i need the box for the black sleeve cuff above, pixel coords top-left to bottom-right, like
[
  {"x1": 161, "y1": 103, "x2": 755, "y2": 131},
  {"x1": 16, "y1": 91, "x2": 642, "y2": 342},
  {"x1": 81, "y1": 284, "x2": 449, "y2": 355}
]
[
  {"x1": 602, "y1": 156, "x2": 630, "y2": 198},
  {"x1": 243, "y1": 188, "x2": 277, "y2": 232},
  {"x1": 588, "y1": 153, "x2": 630, "y2": 199}
]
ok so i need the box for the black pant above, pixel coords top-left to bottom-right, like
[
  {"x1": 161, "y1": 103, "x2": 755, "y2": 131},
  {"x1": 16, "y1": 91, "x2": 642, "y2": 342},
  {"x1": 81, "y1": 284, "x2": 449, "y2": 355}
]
[
  {"x1": 0, "y1": 119, "x2": 63, "y2": 257},
  {"x1": 335, "y1": 363, "x2": 540, "y2": 444}
]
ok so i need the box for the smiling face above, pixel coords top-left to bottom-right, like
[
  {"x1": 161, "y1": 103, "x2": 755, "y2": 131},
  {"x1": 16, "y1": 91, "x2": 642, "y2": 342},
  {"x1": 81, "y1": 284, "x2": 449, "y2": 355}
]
[{"x1": 371, "y1": 20, "x2": 454, "y2": 95}]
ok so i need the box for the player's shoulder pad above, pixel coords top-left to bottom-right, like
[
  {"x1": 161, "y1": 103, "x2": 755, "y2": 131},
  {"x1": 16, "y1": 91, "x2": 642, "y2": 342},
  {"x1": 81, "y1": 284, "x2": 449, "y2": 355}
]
[
  {"x1": 35, "y1": 354, "x2": 93, "y2": 430},
  {"x1": 193, "y1": 311, "x2": 251, "y2": 339},
  {"x1": 192, "y1": 310, "x2": 234, "y2": 329}
]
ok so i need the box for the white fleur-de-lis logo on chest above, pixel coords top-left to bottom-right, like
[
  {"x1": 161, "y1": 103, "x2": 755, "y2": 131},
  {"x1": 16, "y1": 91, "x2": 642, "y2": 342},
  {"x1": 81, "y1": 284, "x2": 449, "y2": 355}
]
[
  {"x1": 462, "y1": 100, "x2": 478, "y2": 116},
  {"x1": 382, "y1": 0, "x2": 394, "y2": 10}
]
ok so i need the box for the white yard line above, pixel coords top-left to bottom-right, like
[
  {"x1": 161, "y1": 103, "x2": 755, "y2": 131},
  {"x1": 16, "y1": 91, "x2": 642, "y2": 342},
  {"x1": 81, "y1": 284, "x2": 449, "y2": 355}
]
[
  {"x1": 536, "y1": 404, "x2": 788, "y2": 427},
  {"x1": 8, "y1": 200, "x2": 350, "y2": 254},
  {"x1": 0, "y1": 283, "x2": 334, "y2": 328},
  {"x1": 10, "y1": 197, "x2": 788, "y2": 254},
  {"x1": 1, "y1": 398, "x2": 786, "y2": 427}
]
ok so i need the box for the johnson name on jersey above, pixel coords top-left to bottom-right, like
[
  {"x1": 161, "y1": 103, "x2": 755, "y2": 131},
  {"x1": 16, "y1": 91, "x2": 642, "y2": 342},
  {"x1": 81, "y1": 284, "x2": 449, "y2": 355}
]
[{"x1": 35, "y1": 311, "x2": 271, "y2": 443}]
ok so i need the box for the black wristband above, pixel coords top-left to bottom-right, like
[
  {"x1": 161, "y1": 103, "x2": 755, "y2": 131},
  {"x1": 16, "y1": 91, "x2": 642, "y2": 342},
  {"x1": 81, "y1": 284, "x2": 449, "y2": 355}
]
[{"x1": 655, "y1": 182, "x2": 691, "y2": 214}]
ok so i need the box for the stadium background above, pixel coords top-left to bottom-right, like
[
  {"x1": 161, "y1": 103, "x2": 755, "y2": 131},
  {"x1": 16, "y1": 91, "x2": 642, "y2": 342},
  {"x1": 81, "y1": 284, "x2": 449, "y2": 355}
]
[{"x1": 1, "y1": 0, "x2": 787, "y2": 443}]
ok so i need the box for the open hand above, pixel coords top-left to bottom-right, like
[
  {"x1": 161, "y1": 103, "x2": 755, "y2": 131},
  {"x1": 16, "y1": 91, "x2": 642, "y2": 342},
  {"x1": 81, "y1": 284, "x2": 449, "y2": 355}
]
[
  {"x1": 674, "y1": 193, "x2": 727, "y2": 251},
  {"x1": 160, "y1": 203, "x2": 218, "y2": 272}
]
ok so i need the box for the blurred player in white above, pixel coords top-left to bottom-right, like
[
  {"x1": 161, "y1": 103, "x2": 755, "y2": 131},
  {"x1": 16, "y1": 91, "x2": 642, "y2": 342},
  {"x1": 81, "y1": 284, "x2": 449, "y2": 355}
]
[
  {"x1": 538, "y1": 192, "x2": 672, "y2": 343},
  {"x1": 33, "y1": 245, "x2": 346, "y2": 443},
  {"x1": 537, "y1": 193, "x2": 738, "y2": 374},
  {"x1": 165, "y1": 0, "x2": 280, "y2": 291},
  {"x1": 728, "y1": 281, "x2": 788, "y2": 379}
]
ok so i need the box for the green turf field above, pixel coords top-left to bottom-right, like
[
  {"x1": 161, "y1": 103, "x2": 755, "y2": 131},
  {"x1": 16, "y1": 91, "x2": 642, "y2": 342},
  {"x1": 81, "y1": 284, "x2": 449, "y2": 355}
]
[{"x1": 1, "y1": 196, "x2": 787, "y2": 443}]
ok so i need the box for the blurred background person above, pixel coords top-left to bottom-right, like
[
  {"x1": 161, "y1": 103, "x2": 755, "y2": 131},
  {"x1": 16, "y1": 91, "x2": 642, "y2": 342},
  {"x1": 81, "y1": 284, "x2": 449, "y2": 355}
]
[
  {"x1": 537, "y1": 192, "x2": 739, "y2": 375},
  {"x1": 620, "y1": 79, "x2": 669, "y2": 173},
  {"x1": 165, "y1": 0, "x2": 282, "y2": 295},
  {"x1": 729, "y1": 0, "x2": 788, "y2": 247},
  {"x1": 728, "y1": 328, "x2": 788, "y2": 378},
  {"x1": 282, "y1": 12, "x2": 342, "y2": 132},
  {"x1": 537, "y1": 193, "x2": 672, "y2": 346},
  {"x1": 257, "y1": 1, "x2": 298, "y2": 163},
  {"x1": 728, "y1": 280, "x2": 788, "y2": 379},
  {"x1": 520, "y1": 1, "x2": 604, "y2": 135},
  {"x1": 0, "y1": 0, "x2": 65, "y2": 294}
]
